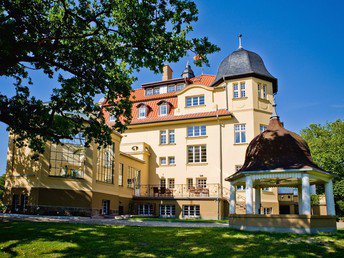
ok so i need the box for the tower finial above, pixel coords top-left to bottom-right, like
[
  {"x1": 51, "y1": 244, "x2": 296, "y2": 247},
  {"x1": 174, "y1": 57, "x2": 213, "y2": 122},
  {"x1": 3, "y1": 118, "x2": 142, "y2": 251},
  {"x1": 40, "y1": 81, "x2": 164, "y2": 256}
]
[
  {"x1": 270, "y1": 94, "x2": 279, "y2": 119},
  {"x1": 238, "y1": 34, "x2": 243, "y2": 49}
]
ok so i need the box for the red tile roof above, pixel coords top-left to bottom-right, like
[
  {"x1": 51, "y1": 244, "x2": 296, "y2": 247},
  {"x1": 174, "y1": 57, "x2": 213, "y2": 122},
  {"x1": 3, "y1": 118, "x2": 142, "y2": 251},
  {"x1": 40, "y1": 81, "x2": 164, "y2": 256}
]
[
  {"x1": 130, "y1": 109, "x2": 231, "y2": 125},
  {"x1": 189, "y1": 74, "x2": 215, "y2": 87},
  {"x1": 130, "y1": 74, "x2": 215, "y2": 102},
  {"x1": 105, "y1": 74, "x2": 219, "y2": 126}
]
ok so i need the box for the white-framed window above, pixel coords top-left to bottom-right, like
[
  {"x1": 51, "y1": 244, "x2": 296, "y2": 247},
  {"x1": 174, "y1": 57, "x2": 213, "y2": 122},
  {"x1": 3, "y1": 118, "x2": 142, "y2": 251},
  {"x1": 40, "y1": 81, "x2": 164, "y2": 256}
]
[
  {"x1": 160, "y1": 130, "x2": 174, "y2": 144},
  {"x1": 187, "y1": 145, "x2": 207, "y2": 163},
  {"x1": 235, "y1": 165, "x2": 243, "y2": 172},
  {"x1": 118, "y1": 163, "x2": 124, "y2": 186},
  {"x1": 160, "y1": 157, "x2": 167, "y2": 165},
  {"x1": 159, "y1": 103, "x2": 168, "y2": 116},
  {"x1": 138, "y1": 106, "x2": 147, "y2": 119},
  {"x1": 186, "y1": 95, "x2": 205, "y2": 107},
  {"x1": 263, "y1": 207, "x2": 273, "y2": 214},
  {"x1": 236, "y1": 185, "x2": 245, "y2": 191},
  {"x1": 262, "y1": 187, "x2": 271, "y2": 191},
  {"x1": 233, "y1": 83, "x2": 239, "y2": 98},
  {"x1": 234, "y1": 124, "x2": 246, "y2": 144},
  {"x1": 260, "y1": 124, "x2": 268, "y2": 133},
  {"x1": 160, "y1": 178, "x2": 166, "y2": 188},
  {"x1": 160, "y1": 205, "x2": 175, "y2": 218},
  {"x1": 168, "y1": 85, "x2": 176, "y2": 92},
  {"x1": 183, "y1": 205, "x2": 200, "y2": 218},
  {"x1": 153, "y1": 87, "x2": 160, "y2": 95},
  {"x1": 169, "y1": 130, "x2": 175, "y2": 144},
  {"x1": 240, "y1": 82, "x2": 246, "y2": 97},
  {"x1": 168, "y1": 156, "x2": 175, "y2": 165},
  {"x1": 176, "y1": 84, "x2": 185, "y2": 91},
  {"x1": 145, "y1": 88, "x2": 153, "y2": 96},
  {"x1": 187, "y1": 125, "x2": 206, "y2": 137},
  {"x1": 168, "y1": 178, "x2": 175, "y2": 189},
  {"x1": 262, "y1": 85, "x2": 267, "y2": 99},
  {"x1": 187, "y1": 178, "x2": 193, "y2": 189},
  {"x1": 138, "y1": 204, "x2": 153, "y2": 216},
  {"x1": 196, "y1": 178, "x2": 207, "y2": 188},
  {"x1": 160, "y1": 130, "x2": 167, "y2": 144},
  {"x1": 127, "y1": 166, "x2": 139, "y2": 188},
  {"x1": 258, "y1": 83, "x2": 262, "y2": 98}
]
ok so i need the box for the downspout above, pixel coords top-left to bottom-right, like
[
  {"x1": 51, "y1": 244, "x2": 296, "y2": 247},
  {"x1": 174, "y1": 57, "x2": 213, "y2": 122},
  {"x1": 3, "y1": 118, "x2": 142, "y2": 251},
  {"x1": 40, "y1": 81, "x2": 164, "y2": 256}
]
[
  {"x1": 216, "y1": 107, "x2": 223, "y2": 219},
  {"x1": 223, "y1": 76, "x2": 229, "y2": 111}
]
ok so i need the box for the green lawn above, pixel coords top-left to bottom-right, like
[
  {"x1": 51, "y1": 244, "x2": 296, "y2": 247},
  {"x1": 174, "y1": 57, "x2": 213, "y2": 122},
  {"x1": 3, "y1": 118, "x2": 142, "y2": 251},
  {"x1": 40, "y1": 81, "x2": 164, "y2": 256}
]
[
  {"x1": 128, "y1": 217, "x2": 228, "y2": 223},
  {"x1": 0, "y1": 221, "x2": 343, "y2": 257}
]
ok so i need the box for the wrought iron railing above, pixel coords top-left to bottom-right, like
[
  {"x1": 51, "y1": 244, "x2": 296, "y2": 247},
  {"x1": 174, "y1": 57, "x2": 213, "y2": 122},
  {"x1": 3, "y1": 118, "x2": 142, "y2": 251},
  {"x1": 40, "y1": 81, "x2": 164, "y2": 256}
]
[{"x1": 134, "y1": 183, "x2": 222, "y2": 198}]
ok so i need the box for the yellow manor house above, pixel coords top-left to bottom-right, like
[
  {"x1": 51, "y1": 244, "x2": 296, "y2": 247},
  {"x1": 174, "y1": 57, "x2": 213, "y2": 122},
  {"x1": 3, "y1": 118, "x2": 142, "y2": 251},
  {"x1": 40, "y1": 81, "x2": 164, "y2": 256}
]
[{"x1": 3, "y1": 45, "x2": 326, "y2": 219}]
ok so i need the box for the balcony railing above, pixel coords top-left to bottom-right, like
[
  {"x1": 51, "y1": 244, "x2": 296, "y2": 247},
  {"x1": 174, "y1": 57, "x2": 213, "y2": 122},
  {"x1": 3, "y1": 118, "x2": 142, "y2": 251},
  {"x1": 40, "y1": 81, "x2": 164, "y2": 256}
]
[{"x1": 134, "y1": 184, "x2": 222, "y2": 198}]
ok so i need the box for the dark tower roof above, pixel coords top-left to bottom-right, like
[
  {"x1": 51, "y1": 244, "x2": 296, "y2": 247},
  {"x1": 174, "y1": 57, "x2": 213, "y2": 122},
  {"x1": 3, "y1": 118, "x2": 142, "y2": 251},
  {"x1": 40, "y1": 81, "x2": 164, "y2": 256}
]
[
  {"x1": 212, "y1": 48, "x2": 278, "y2": 93},
  {"x1": 181, "y1": 62, "x2": 195, "y2": 79},
  {"x1": 235, "y1": 116, "x2": 324, "y2": 174}
]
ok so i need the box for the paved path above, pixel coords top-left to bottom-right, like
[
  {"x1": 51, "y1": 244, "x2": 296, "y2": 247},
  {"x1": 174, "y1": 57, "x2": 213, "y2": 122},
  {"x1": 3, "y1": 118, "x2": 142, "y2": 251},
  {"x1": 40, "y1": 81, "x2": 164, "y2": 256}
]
[{"x1": 0, "y1": 214, "x2": 229, "y2": 228}]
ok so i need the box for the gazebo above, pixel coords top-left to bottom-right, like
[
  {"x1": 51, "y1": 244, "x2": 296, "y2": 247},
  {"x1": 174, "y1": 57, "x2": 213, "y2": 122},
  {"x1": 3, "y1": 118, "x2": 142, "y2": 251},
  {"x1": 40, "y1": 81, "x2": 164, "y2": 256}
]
[{"x1": 226, "y1": 101, "x2": 337, "y2": 233}]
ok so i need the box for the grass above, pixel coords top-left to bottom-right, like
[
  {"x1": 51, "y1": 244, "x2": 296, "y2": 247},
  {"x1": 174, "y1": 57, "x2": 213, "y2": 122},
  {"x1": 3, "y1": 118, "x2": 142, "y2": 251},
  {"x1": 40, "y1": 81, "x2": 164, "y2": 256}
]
[
  {"x1": 128, "y1": 217, "x2": 228, "y2": 223},
  {"x1": 0, "y1": 221, "x2": 343, "y2": 257}
]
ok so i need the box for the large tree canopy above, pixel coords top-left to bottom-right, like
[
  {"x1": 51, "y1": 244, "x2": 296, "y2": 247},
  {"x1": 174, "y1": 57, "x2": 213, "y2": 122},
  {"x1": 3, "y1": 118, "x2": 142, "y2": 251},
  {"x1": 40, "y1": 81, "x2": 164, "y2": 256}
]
[
  {"x1": 301, "y1": 119, "x2": 344, "y2": 215},
  {"x1": 0, "y1": 0, "x2": 219, "y2": 157}
]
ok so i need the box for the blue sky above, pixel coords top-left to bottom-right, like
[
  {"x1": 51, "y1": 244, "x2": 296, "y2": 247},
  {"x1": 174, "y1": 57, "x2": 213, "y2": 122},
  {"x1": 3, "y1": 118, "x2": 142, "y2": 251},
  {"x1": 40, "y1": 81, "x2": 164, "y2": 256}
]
[{"x1": 1, "y1": 0, "x2": 343, "y2": 174}]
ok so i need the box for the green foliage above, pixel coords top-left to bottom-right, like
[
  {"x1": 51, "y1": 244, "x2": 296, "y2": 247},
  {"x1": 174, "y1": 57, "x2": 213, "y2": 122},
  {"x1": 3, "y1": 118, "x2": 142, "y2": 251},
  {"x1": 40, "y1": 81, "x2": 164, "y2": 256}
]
[
  {"x1": 0, "y1": 0, "x2": 219, "y2": 156},
  {"x1": 0, "y1": 173, "x2": 5, "y2": 200},
  {"x1": 311, "y1": 194, "x2": 320, "y2": 205},
  {"x1": 301, "y1": 119, "x2": 344, "y2": 215}
]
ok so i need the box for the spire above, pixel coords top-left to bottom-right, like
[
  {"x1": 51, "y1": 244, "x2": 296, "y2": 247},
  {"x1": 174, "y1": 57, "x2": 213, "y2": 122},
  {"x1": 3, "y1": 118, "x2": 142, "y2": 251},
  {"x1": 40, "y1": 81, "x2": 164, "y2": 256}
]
[
  {"x1": 270, "y1": 94, "x2": 279, "y2": 120},
  {"x1": 238, "y1": 34, "x2": 243, "y2": 49},
  {"x1": 181, "y1": 61, "x2": 195, "y2": 79}
]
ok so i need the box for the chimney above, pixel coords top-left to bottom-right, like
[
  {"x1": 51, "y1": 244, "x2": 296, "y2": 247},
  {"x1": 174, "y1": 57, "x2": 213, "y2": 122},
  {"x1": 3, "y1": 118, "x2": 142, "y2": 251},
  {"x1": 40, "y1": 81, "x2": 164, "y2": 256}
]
[{"x1": 162, "y1": 65, "x2": 173, "y2": 81}]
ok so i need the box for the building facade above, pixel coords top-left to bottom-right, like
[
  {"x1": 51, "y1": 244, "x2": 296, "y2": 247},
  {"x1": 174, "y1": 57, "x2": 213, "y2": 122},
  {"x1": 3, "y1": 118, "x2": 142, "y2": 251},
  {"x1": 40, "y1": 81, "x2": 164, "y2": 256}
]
[
  {"x1": 106, "y1": 47, "x2": 281, "y2": 219},
  {"x1": 4, "y1": 45, "x2": 294, "y2": 219},
  {"x1": 3, "y1": 130, "x2": 148, "y2": 216}
]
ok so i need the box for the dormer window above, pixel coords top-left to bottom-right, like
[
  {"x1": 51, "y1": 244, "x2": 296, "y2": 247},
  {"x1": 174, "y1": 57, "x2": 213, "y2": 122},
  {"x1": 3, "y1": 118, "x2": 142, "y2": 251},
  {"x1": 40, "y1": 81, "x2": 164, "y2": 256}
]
[
  {"x1": 158, "y1": 101, "x2": 171, "y2": 116},
  {"x1": 159, "y1": 103, "x2": 168, "y2": 116},
  {"x1": 176, "y1": 84, "x2": 185, "y2": 91},
  {"x1": 138, "y1": 106, "x2": 147, "y2": 119},
  {"x1": 145, "y1": 88, "x2": 153, "y2": 96},
  {"x1": 168, "y1": 85, "x2": 176, "y2": 92},
  {"x1": 153, "y1": 87, "x2": 160, "y2": 95}
]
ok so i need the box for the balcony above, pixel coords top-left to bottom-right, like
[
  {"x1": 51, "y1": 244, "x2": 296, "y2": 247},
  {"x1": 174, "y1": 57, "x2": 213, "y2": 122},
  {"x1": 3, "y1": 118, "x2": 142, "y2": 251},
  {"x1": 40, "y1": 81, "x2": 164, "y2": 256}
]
[{"x1": 134, "y1": 184, "x2": 223, "y2": 198}]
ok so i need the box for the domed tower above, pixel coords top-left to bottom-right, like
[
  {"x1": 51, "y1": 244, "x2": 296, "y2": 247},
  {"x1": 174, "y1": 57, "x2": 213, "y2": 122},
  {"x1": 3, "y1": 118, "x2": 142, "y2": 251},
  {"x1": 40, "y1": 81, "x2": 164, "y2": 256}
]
[{"x1": 214, "y1": 35, "x2": 280, "y2": 182}]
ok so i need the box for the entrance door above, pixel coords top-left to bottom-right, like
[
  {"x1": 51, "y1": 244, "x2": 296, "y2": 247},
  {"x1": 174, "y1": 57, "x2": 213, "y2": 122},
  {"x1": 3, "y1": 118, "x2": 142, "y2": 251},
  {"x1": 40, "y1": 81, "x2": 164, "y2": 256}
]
[
  {"x1": 12, "y1": 194, "x2": 19, "y2": 212},
  {"x1": 102, "y1": 200, "x2": 110, "y2": 215},
  {"x1": 118, "y1": 205, "x2": 124, "y2": 215},
  {"x1": 279, "y1": 205, "x2": 291, "y2": 214}
]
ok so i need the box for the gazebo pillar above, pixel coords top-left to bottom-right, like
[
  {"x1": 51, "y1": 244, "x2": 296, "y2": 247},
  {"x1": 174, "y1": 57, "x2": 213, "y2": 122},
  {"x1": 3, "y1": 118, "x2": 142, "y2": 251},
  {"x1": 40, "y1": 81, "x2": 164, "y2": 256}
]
[
  {"x1": 255, "y1": 187, "x2": 261, "y2": 214},
  {"x1": 245, "y1": 176, "x2": 253, "y2": 214},
  {"x1": 229, "y1": 182, "x2": 236, "y2": 214},
  {"x1": 301, "y1": 174, "x2": 311, "y2": 215},
  {"x1": 298, "y1": 186, "x2": 303, "y2": 215},
  {"x1": 325, "y1": 180, "x2": 336, "y2": 216}
]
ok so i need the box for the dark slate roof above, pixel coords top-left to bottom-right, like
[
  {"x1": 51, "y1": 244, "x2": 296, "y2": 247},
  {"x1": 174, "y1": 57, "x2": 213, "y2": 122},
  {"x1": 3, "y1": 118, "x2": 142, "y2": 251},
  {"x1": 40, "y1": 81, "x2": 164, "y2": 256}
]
[
  {"x1": 226, "y1": 117, "x2": 325, "y2": 179},
  {"x1": 181, "y1": 62, "x2": 195, "y2": 79},
  {"x1": 212, "y1": 48, "x2": 278, "y2": 93}
]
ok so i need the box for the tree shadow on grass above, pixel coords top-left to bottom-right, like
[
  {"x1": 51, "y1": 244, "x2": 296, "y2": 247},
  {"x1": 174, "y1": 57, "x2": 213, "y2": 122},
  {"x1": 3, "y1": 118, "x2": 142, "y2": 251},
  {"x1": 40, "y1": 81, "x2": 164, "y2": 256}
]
[{"x1": 0, "y1": 221, "x2": 343, "y2": 257}]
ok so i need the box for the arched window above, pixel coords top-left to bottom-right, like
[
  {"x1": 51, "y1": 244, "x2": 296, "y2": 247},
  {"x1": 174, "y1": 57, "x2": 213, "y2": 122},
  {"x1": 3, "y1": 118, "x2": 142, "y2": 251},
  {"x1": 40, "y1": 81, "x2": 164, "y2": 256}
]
[
  {"x1": 159, "y1": 103, "x2": 168, "y2": 116},
  {"x1": 138, "y1": 105, "x2": 147, "y2": 118}
]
